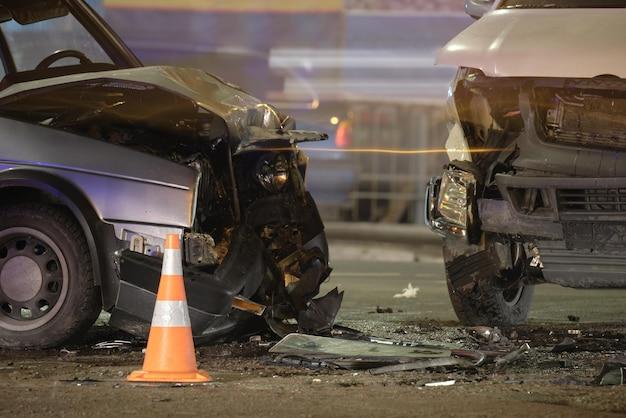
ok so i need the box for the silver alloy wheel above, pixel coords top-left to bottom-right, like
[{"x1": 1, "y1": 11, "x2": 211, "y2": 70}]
[{"x1": 0, "y1": 227, "x2": 69, "y2": 331}]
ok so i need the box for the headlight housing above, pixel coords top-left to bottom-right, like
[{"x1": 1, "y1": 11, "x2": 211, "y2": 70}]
[
  {"x1": 426, "y1": 168, "x2": 477, "y2": 239},
  {"x1": 438, "y1": 169, "x2": 475, "y2": 229},
  {"x1": 256, "y1": 154, "x2": 290, "y2": 193}
]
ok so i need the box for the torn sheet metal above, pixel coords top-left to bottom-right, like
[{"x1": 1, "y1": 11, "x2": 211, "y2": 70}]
[{"x1": 239, "y1": 127, "x2": 328, "y2": 153}]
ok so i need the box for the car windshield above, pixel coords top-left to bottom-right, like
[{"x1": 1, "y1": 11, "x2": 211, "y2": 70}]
[
  {"x1": 0, "y1": 0, "x2": 134, "y2": 86},
  {"x1": 498, "y1": 0, "x2": 626, "y2": 8}
]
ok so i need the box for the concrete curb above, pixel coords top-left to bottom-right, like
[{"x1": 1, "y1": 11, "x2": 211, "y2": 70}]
[{"x1": 324, "y1": 221, "x2": 443, "y2": 247}]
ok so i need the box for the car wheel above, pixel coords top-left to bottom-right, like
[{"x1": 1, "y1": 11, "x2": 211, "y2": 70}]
[
  {"x1": 443, "y1": 237, "x2": 534, "y2": 326},
  {"x1": 0, "y1": 203, "x2": 101, "y2": 348}
]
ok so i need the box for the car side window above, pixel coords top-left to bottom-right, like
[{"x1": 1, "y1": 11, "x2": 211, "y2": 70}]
[{"x1": 0, "y1": 14, "x2": 113, "y2": 72}]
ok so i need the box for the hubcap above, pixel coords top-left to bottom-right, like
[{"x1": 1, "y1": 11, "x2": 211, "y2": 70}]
[
  {"x1": 0, "y1": 228, "x2": 68, "y2": 331},
  {"x1": 0, "y1": 256, "x2": 42, "y2": 302}
]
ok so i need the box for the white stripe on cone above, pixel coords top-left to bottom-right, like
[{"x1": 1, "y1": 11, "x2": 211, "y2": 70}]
[
  {"x1": 151, "y1": 300, "x2": 191, "y2": 327},
  {"x1": 162, "y1": 248, "x2": 183, "y2": 276}
]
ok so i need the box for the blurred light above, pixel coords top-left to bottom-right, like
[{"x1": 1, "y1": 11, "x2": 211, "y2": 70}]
[
  {"x1": 335, "y1": 121, "x2": 351, "y2": 149},
  {"x1": 330, "y1": 116, "x2": 340, "y2": 125}
]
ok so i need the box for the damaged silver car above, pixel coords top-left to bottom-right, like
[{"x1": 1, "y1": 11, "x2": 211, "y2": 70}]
[
  {"x1": 427, "y1": 0, "x2": 626, "y2": 325},
  {"x1": 0, "y1": 0, "x2": 340, "y2": 348}
]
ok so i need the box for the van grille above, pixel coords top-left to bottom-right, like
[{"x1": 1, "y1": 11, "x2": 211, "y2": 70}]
[{"x1": 558, "y1": 189, "x2": 626, "y2": 213}]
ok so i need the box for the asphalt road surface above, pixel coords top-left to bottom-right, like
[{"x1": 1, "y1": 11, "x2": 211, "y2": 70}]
[
  {"x1": 0, "y1": 245, "x2": 625, "y2": 417},
  {"x1": 323, "y1": 258, "x2": 626, "y2": 325}
]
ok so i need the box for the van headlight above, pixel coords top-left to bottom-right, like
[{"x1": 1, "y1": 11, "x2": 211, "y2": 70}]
[{"x1": 437, "y1": 169, "x2": 476, "y2": 230}]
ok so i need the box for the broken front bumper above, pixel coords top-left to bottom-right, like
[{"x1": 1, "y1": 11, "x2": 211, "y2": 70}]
[
  {"x1": 481, "y1": 173, "x2": 626, "y2": 289},
  {"x1": 110, "y1": 226, "x2": 270, "y2": 340},
  {"x1": 109, "y1": 191, "x2": 335, "y2": 340}
]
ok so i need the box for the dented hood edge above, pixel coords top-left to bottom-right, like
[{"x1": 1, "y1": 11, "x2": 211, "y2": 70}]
[{"x1": 0, "y1": 65, "x2": 326, "y2": 149}]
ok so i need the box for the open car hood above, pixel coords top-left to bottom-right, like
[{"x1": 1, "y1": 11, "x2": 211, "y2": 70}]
[
  {"x1": 437, "y1": 9, "x2": 626, "y2": 79},
  {"x1": 0, "y1": 66, "x2": 327, "y2": 150}
]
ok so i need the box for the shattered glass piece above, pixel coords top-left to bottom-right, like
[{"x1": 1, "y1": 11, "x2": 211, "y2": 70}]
[
  {"x1": 599, "y1": 367, "x2": 625, "y2": 386},
  {"x1": 269, "y1": 333, "x2": 452, "y2": 359},
  {"x1": 596, "y1": 356, "x2": 626, "y2": 386},
  {"x1": 369, "y1": 357, "x2": 469, "y2": 375}
]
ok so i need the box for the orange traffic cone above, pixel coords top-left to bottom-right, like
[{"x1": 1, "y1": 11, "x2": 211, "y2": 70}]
[{"x1": 128, "y1": 234, "x2": 211, "y2": 383}]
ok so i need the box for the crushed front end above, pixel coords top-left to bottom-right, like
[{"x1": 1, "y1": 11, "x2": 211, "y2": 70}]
[
  {"x1": 0, "y1": 66, "x2": 341, "y2": 340},
  {"x1": 428, "y1": 67, "x2": 626, "y2": 290},
  {"x1": 426, "y1": 67, "x2": 626, "y2": 325}
]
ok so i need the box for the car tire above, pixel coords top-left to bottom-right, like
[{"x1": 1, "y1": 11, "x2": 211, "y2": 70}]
[
  {"x1": 0, "y1": 202, "x2": 101, "y2": 348},
  {"x1": 443, "y1": 238, "x2": 534, "y2": 326}
]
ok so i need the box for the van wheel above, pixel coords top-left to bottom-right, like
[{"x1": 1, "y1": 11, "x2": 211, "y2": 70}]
[
  {"x1": 0, "y1": 203, "x2": 101, "y2": 348},
  {"x1": 443, "y1": 238, "x2": 534, "y2": 326}
]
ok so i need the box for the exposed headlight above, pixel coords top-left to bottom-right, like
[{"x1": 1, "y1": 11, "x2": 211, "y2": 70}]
[
  {"x1": 437, "y1": 169, "x2": 476, "y2": 230},
  {"x1": 256, "y1": 154, "x2": 290, "y2": 192}
]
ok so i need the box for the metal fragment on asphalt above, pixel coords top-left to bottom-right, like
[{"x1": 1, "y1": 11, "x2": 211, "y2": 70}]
[
  {"x1": 92, "y1": 340, "x2": 132, "y2": 350},
  {"x1": 495, "y1": 343, "x2": 531, "y2": 369}
]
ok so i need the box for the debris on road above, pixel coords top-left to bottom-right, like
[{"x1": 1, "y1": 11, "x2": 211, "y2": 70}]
[
  {"x1": 538, "y1": 359, "x2": 572, "y2": 369},
  {"x1": 269, "y1": 332, "x2": 460, "y2": 370},
  {"x1": 298, "y1": 288, "x2": 344, "y2": 335},
  {"x1": 92, "y1": 340, "x2": 133, "y2": 350},
  {"x1": 268, "y1": 330, "x2": 514, "y2": 374},
  {"x1": 60, "y1": 378, "x2": 102, "y2": 386},
  {"x1": 468, "y1": 326, "x2": 506, "y2": 344},
  {"x1": 495, "y1": 343, "x2": 531, "y2": 369},
  {"x1": 369, "y1": 357, "x2": 469, "y2": 375},
  {"x1": 393, "y1": 283, "x2": 419, "y2": 298},
  {"x1": 374, "y1": 306, "x2": 394, "y2": 314},
  {"x1": 270, "y1": 333, "x2": 453, "y2": 360},
  {"x1": 425, "y1": 380, "x2": 456, "y2": 387},
  {"x1": 551, "y1": 337, "x2": 578, "y2": 353},
  {"x1": 567, "y1": 315, "x2": 580, "y2": 323},
  {"x1": 550, "y1": 334, "x2": 622, "y2": 353},
  {"x1": 595, "y1": 357, "x2": 626, "y2": 386}
]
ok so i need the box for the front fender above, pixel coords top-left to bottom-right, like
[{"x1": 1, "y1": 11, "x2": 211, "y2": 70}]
[{"x1": 0, "y1": 170, "x2": 119, "y2": 306}]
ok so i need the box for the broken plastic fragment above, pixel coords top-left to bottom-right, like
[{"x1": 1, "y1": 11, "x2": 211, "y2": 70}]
[
  {"x1": 393, "y1": 283, "x2": 419, "y2": 299},
  {"x1": 425, "y1": 380, "x2": 456, "y2": 387}
]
